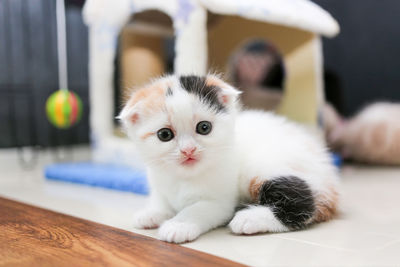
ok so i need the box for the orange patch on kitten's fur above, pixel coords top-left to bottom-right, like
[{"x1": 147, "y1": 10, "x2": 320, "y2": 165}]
[
  {"x1": 125, "y1": 80, "x2": 170, "y2": 120},
  {"x1": 129, "y1": 85, "x2": 163, "y2": 108},
  {"x1": 248, "y1": 177, "x2": 264, "y2": 202},
  {"x1": 313, "y1": 186, "x2": 339, "y2": 223},
  {"x1": 205, "y1": 75, "x2": 225, "y2": 88}
]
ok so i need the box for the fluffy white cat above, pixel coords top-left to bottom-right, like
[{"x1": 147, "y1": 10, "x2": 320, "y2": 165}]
[{"x1": 118, "y1": 74, "x2": 340, "y2": 243}]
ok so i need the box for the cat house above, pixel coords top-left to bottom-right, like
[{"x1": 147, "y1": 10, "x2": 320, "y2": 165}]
[{"x1": 83, "y1": 0, "x2": 339, "y2": 164}]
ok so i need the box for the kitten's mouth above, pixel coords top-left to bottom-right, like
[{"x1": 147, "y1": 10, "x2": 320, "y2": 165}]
[{"x1": 181, "y1": 157, "x2": 198, "y2": 166}]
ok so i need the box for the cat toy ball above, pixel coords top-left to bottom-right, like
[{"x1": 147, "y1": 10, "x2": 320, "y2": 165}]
[
  {"x1": 46, "y1": 0, "x2": 83, "y2": 129},
  {"x1": 46, "y1": 90, "x2": 82, "y2": 129}
]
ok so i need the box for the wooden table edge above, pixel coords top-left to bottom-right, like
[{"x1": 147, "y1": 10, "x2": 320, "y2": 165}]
[{"x1": 0, "y1": 196, "x2": 245, "y2": 266}]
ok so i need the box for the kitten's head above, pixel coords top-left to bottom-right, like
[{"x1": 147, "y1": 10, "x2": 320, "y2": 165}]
[{"x1": 118, "y1": 75, "x2": 241, "y2": 175}]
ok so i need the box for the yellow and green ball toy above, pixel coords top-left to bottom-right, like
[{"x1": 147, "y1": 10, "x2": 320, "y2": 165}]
[{"x1": 46, "y1": 90, "x2": 82, "y2": 129}]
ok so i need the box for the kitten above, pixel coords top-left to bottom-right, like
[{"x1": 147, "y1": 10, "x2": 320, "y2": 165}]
[
  {"x1": 118, "y1": 74, "x2": 340, "y2": 243},
  {"x1": 325, "y1": 102, "x2": 400, "y2": 165}
]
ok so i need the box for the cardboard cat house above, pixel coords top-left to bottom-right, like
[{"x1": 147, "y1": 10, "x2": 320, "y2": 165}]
[{"x1": 83, "y1": 0, "x2": 339, "y2": 164}]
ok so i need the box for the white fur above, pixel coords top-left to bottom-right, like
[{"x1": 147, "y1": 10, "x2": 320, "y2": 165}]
[
  {"x1": 235, "y1": 110, "x2": 339, "y2": 200},
  {"x1": 229, "y1": 206, "x2": 289, "y2": 234},
  {"x1": 120, "y1": 75, "x2": 339, "y2": 243},
  {"x1": 159, "y1": 220, "x2": 201, "y2": 243}
]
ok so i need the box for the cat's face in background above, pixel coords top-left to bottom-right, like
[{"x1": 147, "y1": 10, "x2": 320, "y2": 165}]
[{"x1": 119, "y1": 75, "x2": 240, "y2": 176}]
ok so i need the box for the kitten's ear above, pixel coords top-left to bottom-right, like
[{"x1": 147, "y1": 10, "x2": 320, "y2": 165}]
[
  {"x1": 206, "y1": 75, "x2": 241, "y2": 107},
  {"x1": 117, "y1": 78, "x2": 171, "y2": 125},
  {"x1": 116, "y1": 101, "x2": 140, "y2": 125},
  {"x1": 219, "y1": 83, "x2": 241, "y2": 106}
]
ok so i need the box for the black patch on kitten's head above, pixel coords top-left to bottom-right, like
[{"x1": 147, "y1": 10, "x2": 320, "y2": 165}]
[
  {"x1": 258, "y1": 176, "x2": 315, "y2": 230},
  {"x1": 179, "y1": 75, "x2": 225, "y2": 113}
]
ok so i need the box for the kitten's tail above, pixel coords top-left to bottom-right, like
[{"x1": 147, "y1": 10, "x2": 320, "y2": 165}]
[{"x1": 230, "y1": 176, "x2": 338, "y2": 234}]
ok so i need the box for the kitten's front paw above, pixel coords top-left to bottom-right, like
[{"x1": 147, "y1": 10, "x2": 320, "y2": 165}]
[
  {"x1": 133, "y1": 210, "x2": 172, "y2": 229},
  {"x1": 158, "y1": 220, "x2": 201, "y2": 243}
]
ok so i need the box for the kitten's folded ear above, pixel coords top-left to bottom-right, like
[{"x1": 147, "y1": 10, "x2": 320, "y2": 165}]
[
  {"x1": 116, "y1": 91, "x2": 143, "y2": 126},
  {"x1": 206, "y1": 75, "x2": 242, "y2": 107},
  {"x1": 116, "y1": 103, "x2": 139, "y2": 125}
]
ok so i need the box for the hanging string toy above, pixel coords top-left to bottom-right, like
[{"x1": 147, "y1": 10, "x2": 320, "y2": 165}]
[{"x1": 46, "y1": 0, "x2": 82, "y2": 129}]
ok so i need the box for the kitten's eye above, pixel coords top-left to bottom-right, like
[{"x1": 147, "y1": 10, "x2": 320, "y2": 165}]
[
  {"x1": 157, "y1": 128, "x2": 174, "y2": 142},
  {"x1": 196, "y1": 121, "x2": 212, "y2": 135}
]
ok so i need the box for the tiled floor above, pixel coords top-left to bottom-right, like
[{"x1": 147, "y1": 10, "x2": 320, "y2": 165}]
[{"x1": 1, "y1": 147, "x2": 400, "y2": 266}]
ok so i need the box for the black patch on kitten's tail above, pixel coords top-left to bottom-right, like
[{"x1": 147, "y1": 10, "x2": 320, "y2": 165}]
[
  {"x1": 258, "y1": 176, "x2": 315, "y2": 230},
  {"x1": 179, "y1": 75, "x2": 225, "y2": 112}
]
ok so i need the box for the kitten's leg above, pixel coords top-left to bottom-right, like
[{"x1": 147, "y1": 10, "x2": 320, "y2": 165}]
[
  {"x1": 158, "y1": 201, "x2": 234, "y2": 243},
  {"x1": 230, "y1": 176, "x2": 337, "y2": 234},
  {"x1": 133, "y1": 192, "x2": 175, "y2": 229}
]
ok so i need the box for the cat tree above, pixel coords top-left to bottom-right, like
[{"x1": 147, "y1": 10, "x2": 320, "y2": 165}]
[{"x1": 83, "y1": 0, "x2": 339, "y2": 164}]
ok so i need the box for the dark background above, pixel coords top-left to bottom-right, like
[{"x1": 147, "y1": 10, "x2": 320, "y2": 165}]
[
  {"x1": 1, "y1": 0, "x2": 399, "y2": 147},
  {"x1": 0, "y1": 0, "x2": 88, "y2": 148},
  {"x1": 315, "y1": 0, "x2": 400, "y2": 116}
]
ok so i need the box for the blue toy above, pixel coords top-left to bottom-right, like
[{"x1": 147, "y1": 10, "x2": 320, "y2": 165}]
[
  {"x1": 331, "y1": 153, "x2": 342, "y2": 167},
  {"x1": 45, "y1": 162, "x2": 148, "y2": 195}
]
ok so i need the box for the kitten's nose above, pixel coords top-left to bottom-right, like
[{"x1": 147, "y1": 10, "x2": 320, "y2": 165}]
[{"x1": 180, "y1": 147, "x2": 196, "y2": 157}]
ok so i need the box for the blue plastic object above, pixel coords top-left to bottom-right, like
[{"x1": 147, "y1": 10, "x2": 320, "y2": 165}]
[
  {"x1": 331, "y1": 153, "x2": 342, "y2": 167},
  {"x1": 45, "y1": 162, "x2": 148, "y2": 195}
]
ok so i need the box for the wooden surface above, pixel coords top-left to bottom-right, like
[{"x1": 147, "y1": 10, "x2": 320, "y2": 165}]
[{"x1": 0, "y1": 197, "x2": 243, "y2": 266}]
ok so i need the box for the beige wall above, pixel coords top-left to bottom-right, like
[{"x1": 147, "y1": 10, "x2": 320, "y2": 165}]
[
  {"x1": 207, "y1": 15, "x2": 321, "y2": 125},
  {"x1": 120, "y1": 28, "x2": 165, "y2": 95}
]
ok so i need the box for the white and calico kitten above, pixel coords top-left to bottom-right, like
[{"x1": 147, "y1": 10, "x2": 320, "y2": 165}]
[{"x1": 118, "y1": 74, "x2": 340, "y2": 243}]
